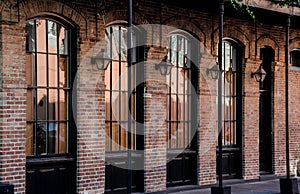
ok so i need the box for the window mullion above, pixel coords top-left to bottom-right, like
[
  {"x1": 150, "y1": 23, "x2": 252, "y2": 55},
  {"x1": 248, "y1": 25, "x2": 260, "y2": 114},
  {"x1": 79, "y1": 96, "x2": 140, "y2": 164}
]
[
  {"x1": 34, "y1": 20, "x2": 38, "y2": 156},
  {"x1": 46, "y1": 20, "x2": 49, "y2": 155},
  {"x1": 57, "y1": 23, "x2": 60, "y2": 154}
]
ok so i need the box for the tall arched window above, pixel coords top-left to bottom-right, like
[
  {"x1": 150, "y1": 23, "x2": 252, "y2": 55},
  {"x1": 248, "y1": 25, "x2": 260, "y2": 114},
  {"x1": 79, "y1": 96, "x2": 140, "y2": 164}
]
[
  {"x1": 166, "y1": 33, "x2": 192, "y2": 149},
  {"x1": 104, "y1": 25, "x2": 145, "y2": 193},
  {"x1": 104, "y1": 25, "x2": 143, "y2": 152},
  {"x1": 166, "y1": 32, "x2": 198, "y2": 187},
  {"x1": 218, "y1": 40, "x2": 243, "y2": 178},
  {"x1": 222, "y1": 41, "x2": 238, "y2": 146},
  {"x1": 26, "y1": 19, "x2": 71, "y2": 156}
]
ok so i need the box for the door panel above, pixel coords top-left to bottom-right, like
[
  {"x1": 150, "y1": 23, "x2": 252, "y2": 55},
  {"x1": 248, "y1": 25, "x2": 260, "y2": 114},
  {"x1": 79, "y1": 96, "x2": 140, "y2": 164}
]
[
  {"x1": 217, "y1": 147, "x2": 242, "y2": 179},
  {"x1": 167, "y1": 150, "x2": 197, "y2": 187},
  {"x1": 105, "y1": 153, "x2": 144, "y2": 194},
  {"x1": 26, "y1": 157, "x2": 75, "y2": 194}
]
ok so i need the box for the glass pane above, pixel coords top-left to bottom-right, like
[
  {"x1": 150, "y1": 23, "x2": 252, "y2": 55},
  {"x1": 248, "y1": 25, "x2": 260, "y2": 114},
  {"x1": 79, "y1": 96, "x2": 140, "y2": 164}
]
[
  {"x1": 105, "y1": 65, "x2": 111, "y2": 90},
  {"x1": 120, "y1": 62, "x2": 128, "y2": 91},
  {"x1": 48, "y1": 122, "x2": 58, "y2": 154},
  {"x1": 111, "y1": 61, "x2": 119, "y2": 90},
  {"x1": 120, "y1": 92, "x2": 128, "y2": 121},
  {"x1": 36, "y1": 122, "x2": 46, "y2": 155},
  {"x1": 105, "y1": 92, "x2": 110, "y2": 121},
  {"x1": 59, "y1": 55, "x2": 68, "y2": 87},
  {"x1": 26, "y1": 53, "x2": 35, "y2": 86},
  {"x1": 48, "y1": 89, "x2": 58, "y2": 121},
  {"x1": 105, "y1": 122, "x2": 110, "y2": 151},
  {"x1": 59, "y1": 122, "x2": 68, "y2": 154},
  {"x1": 26, "y1": 21, "x2": 35, "y2": 52},
  {"x1": 166, "y1": 95, "x2": 170, "y2": 120},
  {"x1": 26, "y1": 90, "x2": 34, "y2": 121},
  {"x1": 36, "y1": 19, "x2": 46, "y2": 53},
  {"x1": 178, "y1": 122, "x2": 184, "y2": 148},
  {"x1": 59, "y1": 90, "x2": 68, "y2": 121},
  {"x1": 59, "y1": 27, "x2": 68, "y2": 55},
  {"x1": 37, "y1": 89, "x2": 47, "y2": 121},
  {"x1": 170, "y1": 95, "x2": 177, "y2": 121},
  {"x1": 120, "y1": 124, "x2": 127, "y2": 150},
  {"x1": 120, "y1": 28, "x2": 127, "y2": 62},
  {"x1": 49, "y1": 54, "x2": 58, "y2": 87},
  {"x1": 111, "y1": 122, "x2": 119, "y2": 151},
  {"x1": 37, "y1": 54, "x2": 47, "y2": 86},
  {"x1": 185, "y1": 122, "x2": 190, "y2": 148},
  {"x1": 111, "y1": 91, "x2": 120, "y2": 121},
  {"x1": 26, "y1": 123, "x2": 34, "y2": 156},
  {"x1": 48, "y1": 20, "x2": 57, "y2": 53},
  {"x1": 170, "y1": 122, "x2": 177, "y2": 148}
]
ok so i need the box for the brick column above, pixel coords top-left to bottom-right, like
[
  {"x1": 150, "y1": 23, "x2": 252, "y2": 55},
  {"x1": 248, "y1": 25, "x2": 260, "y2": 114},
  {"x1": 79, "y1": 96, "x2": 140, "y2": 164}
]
[
  {"x1": 76, "y1": 43, "x2": 106, "y2": 193},
  {"x1": 273, "y1": 61, "x2": 286, "y2": 176},
  {"x1": 198, "y1": 55, "x2": 218, "y2": 185},
  {"x1": 144, "y1": 46, "x2": 168, "y2": 193},
  {"x1": 243, "y1": 59, "x2": 260, "y2": 180},
  {"x1": 0, "y1": 13, "x2": 27, "y2": 194}
]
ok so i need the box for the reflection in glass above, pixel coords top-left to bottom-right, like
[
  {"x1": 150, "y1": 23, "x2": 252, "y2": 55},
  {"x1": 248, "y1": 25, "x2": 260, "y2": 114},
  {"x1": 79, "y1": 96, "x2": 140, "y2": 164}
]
[
  {"x1": 36, "y1": 19, "x2": 46, "y2": 52},
  {"x1": 37, "y1": 89, "x2": 47, "y2": 121},
  {"x1": 221, "y1": 41, "x2": 237, "y2": 146},
  {"x1": 26, "y1": 19, "x2": 70, "y2": 157},
  {"x1": 37, "y1": 54, "x2": 47, "y2": 86},
  {"x1": 60, "y1": 90, "x2": 68, "y2": 121},
  {"x1": 166, "y1": 34, "x2": 191, "y2": 149},
  {"x1": 26, "y1": 21, "x2": 35, "y2": 52},
  {"x1": 49, "y1": 54, "x2": 58, "y2": 87},
  {"x1": 36, "y1": 123, "x2": 46, "y2": 155},
  {"x1": 59, "y1": 55, "x2": 67, "y2": 87},
  {"x1": 48, "y1": 89, "x2": 58, "y2": 120},
  {"x1": 59, "y1": 122, "x2": 68, "y2": 153},
  {"x1": 59, "y1": 26, "x2": 67, "y2": 55},
  {"x1": 48, "y1": 122, "x2": 58, "y2": 154},
  {"x1": 48, "y1": 20, "x2": 57, "y2": 53}
]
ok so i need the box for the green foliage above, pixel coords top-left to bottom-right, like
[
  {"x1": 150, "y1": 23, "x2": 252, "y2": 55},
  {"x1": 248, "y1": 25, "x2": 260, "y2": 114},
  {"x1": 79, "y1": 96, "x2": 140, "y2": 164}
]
[
  {"x1": 277, "y1": 0, "x2": 300, "y2": 6},
  {"x1": 230, "y1": 0, "x2": 300, "y2": 20},
  {"x1": 230, "y1": 0, "x2": 256, "y2": 20}
]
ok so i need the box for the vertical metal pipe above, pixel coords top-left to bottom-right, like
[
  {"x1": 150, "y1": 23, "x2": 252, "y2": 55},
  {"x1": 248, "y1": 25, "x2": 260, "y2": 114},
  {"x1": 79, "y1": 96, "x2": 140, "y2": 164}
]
[
  {"x1": 285, "y1": 15, "x2": 290, "y2": 179},
  {"x1": 127, "y1": 0, "x2": 132, "y2": 193},
  {"x1": 218, "y1": 0, "x2": 224, "y2": 188}
]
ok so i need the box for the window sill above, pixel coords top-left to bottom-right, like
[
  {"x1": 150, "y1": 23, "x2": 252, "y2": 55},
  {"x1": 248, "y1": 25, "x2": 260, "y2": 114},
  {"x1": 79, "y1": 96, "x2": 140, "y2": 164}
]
[{"x1": 26, "y1": 156, "x2": 74, "y2": 165}]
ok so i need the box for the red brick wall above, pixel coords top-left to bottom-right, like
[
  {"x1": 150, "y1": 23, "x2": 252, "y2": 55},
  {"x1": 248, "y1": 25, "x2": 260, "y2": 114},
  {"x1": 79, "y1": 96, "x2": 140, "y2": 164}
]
[
  {"x1": 0, "y1": 0, "x2": 300, "y2": 193},
  {"x1": 0, "y1": 4, "x2": 27, "y2": 194}
]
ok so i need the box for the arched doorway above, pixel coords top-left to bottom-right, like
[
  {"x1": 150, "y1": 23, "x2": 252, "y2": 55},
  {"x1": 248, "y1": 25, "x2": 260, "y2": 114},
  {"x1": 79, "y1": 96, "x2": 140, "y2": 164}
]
[
  {"x1": 217, "y1": 39, "x2": 243, "y2": 179},
  {"x1": 259, "y1": 46, "x2": 274, "y2": 174}
]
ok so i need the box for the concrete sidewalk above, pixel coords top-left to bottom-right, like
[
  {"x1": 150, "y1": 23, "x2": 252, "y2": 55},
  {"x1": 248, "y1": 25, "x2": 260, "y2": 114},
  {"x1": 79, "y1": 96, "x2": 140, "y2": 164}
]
[{"x1": 168, "y1": 178, "x2": 300, "y2": 194}]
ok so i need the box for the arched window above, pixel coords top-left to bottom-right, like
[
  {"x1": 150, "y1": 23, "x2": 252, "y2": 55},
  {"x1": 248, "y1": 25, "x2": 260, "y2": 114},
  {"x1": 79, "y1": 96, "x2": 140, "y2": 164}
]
[
  {"x1": 104, "y1": 25, "x2": 143, "y2": 152},
  {"x1": 166, "y1": 33, "x2": 193, "y2": 149},
  {"x1": 221, "y1": 40, "x2": 242, "y2": 146},
  {"x1": 26, "y1": 19, "x2": 72, "y2": 156}
]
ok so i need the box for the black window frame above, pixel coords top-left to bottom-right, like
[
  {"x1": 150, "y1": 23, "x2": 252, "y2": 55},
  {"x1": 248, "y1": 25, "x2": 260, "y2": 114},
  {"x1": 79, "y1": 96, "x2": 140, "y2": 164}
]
[
  {"x1": 104, "y1": 25, "x2": 144, "y2": 153},
  {"x1": 221, "y1": 39, "x2": 243, "y2": 148},
  {"x1": 25, "y1": 17, "x2": 77, "y2": 158}
]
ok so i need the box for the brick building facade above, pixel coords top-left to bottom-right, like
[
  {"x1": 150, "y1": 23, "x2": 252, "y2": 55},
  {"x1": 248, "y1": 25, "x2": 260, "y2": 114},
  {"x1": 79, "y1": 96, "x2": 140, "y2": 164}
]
[{"x1": 0, "y1": 0, "x2": 299, "y2": 193}]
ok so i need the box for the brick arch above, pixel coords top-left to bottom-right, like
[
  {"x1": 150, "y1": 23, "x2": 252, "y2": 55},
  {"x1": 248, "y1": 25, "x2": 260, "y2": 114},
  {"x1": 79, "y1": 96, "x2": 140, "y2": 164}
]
[
  {"x1": 212, "y1": 24, "x2": 249, "y2": 58},
  {"x1": 102, "y1": 5, "x2": 151, "y2": 26},
  {"x1": 256, "y1": 34, "x2": 280, "y2": 61},
  {"x1": 289, "y1": 37, "x2": 300, "y2": 50},
  {"x1": 19, "y1": 0, "x2": 88, "y2": 35},
  {"x1": 162, "y1": 15, "x2": 206, "y2": 47},
  {"x1": 0, "y1": 0, "x2": 17, "y2": 12}
]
